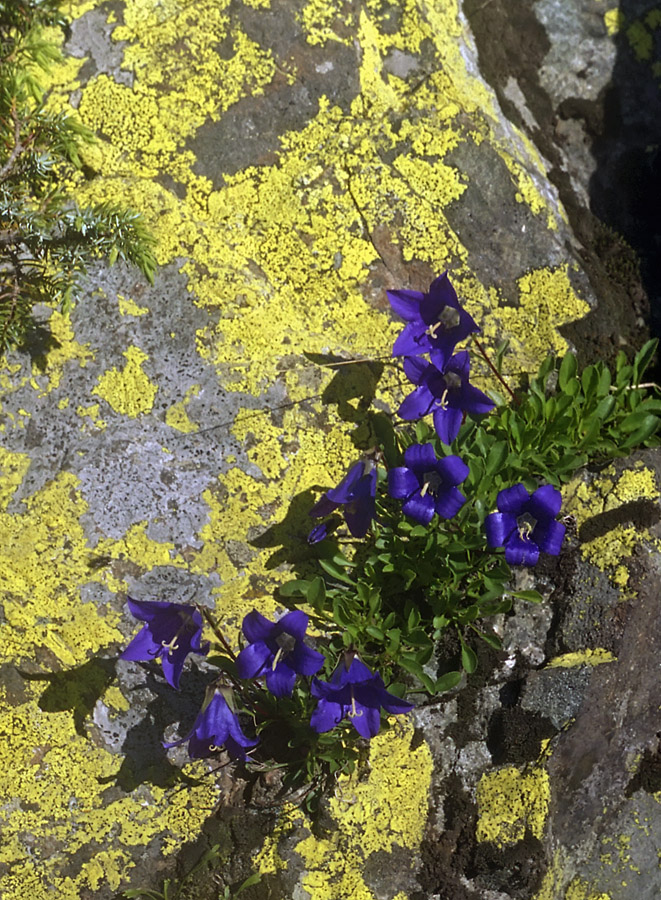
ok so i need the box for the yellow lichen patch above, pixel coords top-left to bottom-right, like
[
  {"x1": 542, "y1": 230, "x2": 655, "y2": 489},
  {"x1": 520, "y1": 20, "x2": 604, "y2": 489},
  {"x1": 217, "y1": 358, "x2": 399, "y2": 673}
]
[
  {"x1": 547, "y1": 648, "x2": 617, "y2": 668},
  {"x1": 293, "y1": 718, "x2": 432, "y2": 899},
  {"x1": 604, "y1": 8, "x2": 626, "y2": 36},
  {"x1": 93, "y1": 346, "x2": 158, "y2": 417},
  {"x1": 0, "y1": 681, "x2": 217, "y2": 900},
  {"x1": 102, "y1": 685, "x2": 130, "y2": 712},
  {"x1": 96, "y1": 522, "x2": 186, "y2": 593},
  {"x1": 562, "y1": 464, "x2": 660, "y2": 587},
  {"x1": 476, "y1": 764, "x2": 550, "y2": 847},
  {"x1": 0, "y1": 472, "x2": 122, "y2": 666},
  {"x1": 165, "y1": 384, "x2": 200, "y2": 433},
  {"x1": 565, "y1": 877, "x2": 611, "y2": 900},
  {"x1": 581, "y1": 525, "x2": 639, "y2": 587},
  {"x1": 33, "y1": 310, "x2": 94, "y2": 395},
  {"x1": 485, "y1": 266, "x2": 590, "y2": 372},
  {"x1": 76, "y1": 403, "x2": 107, "y2": 431},
  {"x1": 0, "y1": 446, "x2": 30, "y2": 509},
  {"x1": 117, "y1": 293, "x2": 149, "y2": 317}
]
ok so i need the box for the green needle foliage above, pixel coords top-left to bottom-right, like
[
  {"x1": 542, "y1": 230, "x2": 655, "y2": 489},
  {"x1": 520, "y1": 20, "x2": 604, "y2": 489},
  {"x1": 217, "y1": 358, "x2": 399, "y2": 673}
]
[{"x1": 0, "y1": 0, "x2": 156, "y2": 350}]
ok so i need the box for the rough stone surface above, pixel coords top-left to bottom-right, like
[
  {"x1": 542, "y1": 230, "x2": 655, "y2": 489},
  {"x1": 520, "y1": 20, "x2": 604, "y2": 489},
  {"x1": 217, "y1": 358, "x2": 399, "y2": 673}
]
[{"x1": 1, "y1": 1, "x2": 661, "y2": 899}]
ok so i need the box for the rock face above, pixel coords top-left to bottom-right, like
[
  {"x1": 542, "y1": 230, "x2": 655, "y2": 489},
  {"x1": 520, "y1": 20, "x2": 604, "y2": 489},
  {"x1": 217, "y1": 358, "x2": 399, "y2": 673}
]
[{"x1": 1, "y1": 1, "x2": 660, "y2": 899}]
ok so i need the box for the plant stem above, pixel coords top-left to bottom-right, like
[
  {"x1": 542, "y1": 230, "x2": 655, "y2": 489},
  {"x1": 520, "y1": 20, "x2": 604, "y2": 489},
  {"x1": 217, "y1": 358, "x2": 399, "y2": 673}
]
[
  {"x1": 197, "y1": 605, "x2": 237, "y2": 660},
  {"x1": 472, "y1": 336, "x2": 516, "y2": 400}
]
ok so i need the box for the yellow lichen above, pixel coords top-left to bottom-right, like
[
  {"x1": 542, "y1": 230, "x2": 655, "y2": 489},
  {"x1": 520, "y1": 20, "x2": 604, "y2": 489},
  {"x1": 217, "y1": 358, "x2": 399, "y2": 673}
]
[
  {"x1": 92, "y1": 346, "x2": 158, "y2": 417},
  {"x1": 0, "y1": 447, "x2": 31, "y2": 509},
  {"x1": 293, "y1": 718, "x2": 432, "y2": 899},
  {"x1": 547, "y1": 648, "x2": 617, "y2": 668},
  {"x1": 165, "y1": 385, "x2": 200, "y2": 433},
  {"x1": 484, "y1": 266, "x2": 590, "y2": 372},
  {"x1": 117, "y1": 294, "x2": 149, "y2": 317},
  {"x1": 476, "y1": 764, "x2": 550, "y2": 847},
  {"x1": 604, "y1": 8, "x2": 626, "y2": 36}
]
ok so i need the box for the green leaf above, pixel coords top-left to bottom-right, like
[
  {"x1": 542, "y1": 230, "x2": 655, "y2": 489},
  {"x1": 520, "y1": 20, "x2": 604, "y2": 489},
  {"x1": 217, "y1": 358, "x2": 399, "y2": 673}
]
[
  {"x1": 279, "y1": 579, "x2": 309, "y2": 598},
  {"x1": 319, "y1": 558, "x2": 355, "y2": 585},
  {"x1": 307, "y1": 576, "x2": 326, "y2": 608},
  {"x1": 633, "y1": 338, "x2": 658, "y2": 384},
  {"x1": 558, "y1": 353, "x2": 577, "y2": 390},
  {"x1": 620, "y1": 410, "x2": 659, "y2": 434},
  {"x1": 594, "y1": 395, "x2": 615, "y2": 420},
  {"x1": 622, "y1": 415, "x2": 659, "y2": 447},
  {"x1": 510, "y1": 589, "x2": 544, "y2": 603},
  {"x1": 476, "y1": 630, "x2": 502, "y2": 650},
  {"x1": 460, "y1": 642, "x2": 477, "y2": 674},
  {"x1": 365, "y1": 624, "x2": 385, "y2": 641},
  {"x1": 486, "y1": 440, "x2": 508, "y2": 475},
  {"x1": 596, "y1": 366, "x2": 612, "y2": 397},
  {"x1": 435, "y1": 671, "x2": 462, "y2": 692}
]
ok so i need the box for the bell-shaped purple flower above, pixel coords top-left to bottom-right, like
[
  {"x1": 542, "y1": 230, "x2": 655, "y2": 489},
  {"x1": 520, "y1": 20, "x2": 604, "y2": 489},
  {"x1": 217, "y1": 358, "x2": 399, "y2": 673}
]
[
  {"x1": 388, "y1": 443, "x2": 469, "y2": 525},
  {"x1": 310, "y1": 655, "x2": 414, "y2": 739},
  {"x1": 163, "y1": 689, "x2": 257, "y2": 760},
  {"x1": 485, "y1": 483, "x2": 566, "y2": 566},
  {"x1": 309, "y1": 460, "x2": 377, "y2": 539},
  {"x1": 236, "y1": 609, "x2": 325, "y2": 697},
  {"x1": 121, "y1": 598, "x2": 209, "y2": 690},
  {"x1": 388, "y1": 272, "x2": 479, "y2": 370},
  {"x1": 398, "y1": 351, "x2": 495, "y2": 444}
]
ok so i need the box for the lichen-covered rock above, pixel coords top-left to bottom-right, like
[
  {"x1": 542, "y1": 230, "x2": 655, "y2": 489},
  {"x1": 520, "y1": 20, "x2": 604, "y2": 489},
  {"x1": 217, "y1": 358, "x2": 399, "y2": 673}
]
[{"x1": 0, "y1": 1, "x2": 658, "y2": 898}]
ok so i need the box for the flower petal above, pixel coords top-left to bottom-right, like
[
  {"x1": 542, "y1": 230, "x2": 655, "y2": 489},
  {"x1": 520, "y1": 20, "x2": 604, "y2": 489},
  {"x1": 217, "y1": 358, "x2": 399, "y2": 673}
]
[
  {"x1": 402, "y1": 491, "x2": 435, "y2": 525},
  {"x1": 387, "y1": 288, "x2": 423, "y2": 321},
  {"x1": 236, "y1": 641, "x2": 272, "y2": 679},
  {"x1": 161, "y1": 652, "x2": 187, "y2": 691},
  {"x1": 436, "y1": 454, "x2": 469, "y2": 486},
  {"x1": 496, "y1": 483, "x2": 530, "y2": 514},
  {"x1": 350, "y1": 703, "x2": 381, "y2": 738},
  {"x1": 310, "y1": 699, "x2": 346, "y2": 733},
  {"x1": 434, "y1": 486, "x2": 466, "y2": 520},
  {"x1": 422, "y1": 272, "x2": 457, "y2": 320},
  {"x1": 388, "y1": 466, "x2": 420, "y2": 499},
  {"x1": 399, "y1": 386, "x2": 434, "y2": 421},
  {"x1": 290, "y1": 641, "x2": 325, "y2": 676},
  {"x1": 485, "y1": 512, "x2": 517, "y2": 548},
  {"x1": 433, "y1": 406, "x2": 462, "y2": 444},
  {"x1": 402, "y1": 355, "x2": 428, "y2": 384},
  {"x1": 504, "y1": 534, "x2": 540, "y2": 566},
  {"x1": 532, "y1": 519, "x2": 566, "y2": 556},
  {"x1": 527, "y1": 484, "x2": 563, "y2": 521},
  {"x1": 403, "y1": 442, "x2": 437, "y2": 471},
  {"x1": 120, "y1": 626, "x2": 161, "y2": 662},
  {"x1": 326, "y1": 461, "x2": 365, "y2": 503},
  {"x1": 459, "y1": 383, "x2": 495, "y2": 415},
  {"x1": 445, "y1": 349, "x2": 470, "y2": 379},
  {"x1": 393, "y1": 323, "x2": 427, "y2": 357},
  {"x1": 309, "y1": 495, "x2": 339, "y2": 518},
  {"x1": 242, "y1": 609, "x2": 276, "y2": 643},
  {"x1": 344, "y1": 498, "x2": 375, "y2": 538},
  {"x1": 265, "y1": 662, "x2": 297, "y2": 697},
  {"x1": 277, "y1": 609, "x2": 309, "y2": 641}
]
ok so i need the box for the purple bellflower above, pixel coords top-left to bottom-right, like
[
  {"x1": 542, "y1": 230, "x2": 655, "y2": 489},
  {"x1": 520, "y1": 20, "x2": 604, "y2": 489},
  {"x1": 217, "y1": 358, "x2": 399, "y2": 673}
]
[
  {"x1": 121, "y1": 598, "x2": 209, "y2": 690},
  {"x1": 485, "y1": 483, "x2": 566, "y2": 566},
  {"x1": 399, "y1": 351, "x2": 495, "y2": 444},
  {"x1": 310, "y1": 655, "x2": 414, "y2": 739},
  {"x1": 236, "y1": 609, "x2": 325, "y2": 697},
  {"x1": 388, "y1": 443, "x2": 469, "y2": 525},
  {"x1": 387, "y1": 272, "x2": 479, "y2": 370},
  {"x1": 163, "y1": 688, "x2": 257, "y2": 760},
  {"x1": 309, "y1": 459, "x2": 377, "y2": 540}
]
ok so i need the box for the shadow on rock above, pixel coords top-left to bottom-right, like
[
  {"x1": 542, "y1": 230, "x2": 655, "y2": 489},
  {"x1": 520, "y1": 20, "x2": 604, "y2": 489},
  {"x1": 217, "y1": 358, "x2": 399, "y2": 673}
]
[{"x1": 20, "y1": 657, "x2": 116, "y2": 738}]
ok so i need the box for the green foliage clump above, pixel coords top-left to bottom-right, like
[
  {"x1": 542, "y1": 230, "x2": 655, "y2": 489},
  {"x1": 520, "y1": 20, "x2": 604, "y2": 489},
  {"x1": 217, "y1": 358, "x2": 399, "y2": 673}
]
[{"x1": 0, "y1": 0, "x2": 156, "y2": 349}]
